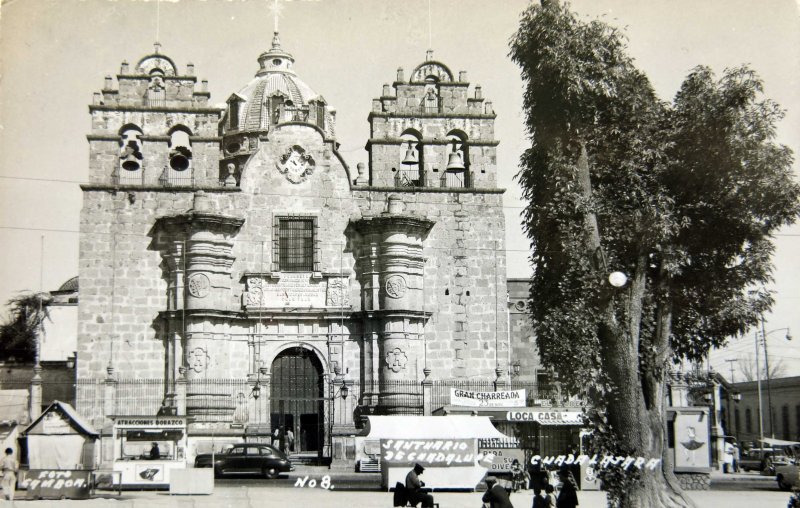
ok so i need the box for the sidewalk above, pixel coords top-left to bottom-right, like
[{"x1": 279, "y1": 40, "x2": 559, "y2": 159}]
[{"x1": 0, "y1": 486, "x2": 791, "y2": 508}]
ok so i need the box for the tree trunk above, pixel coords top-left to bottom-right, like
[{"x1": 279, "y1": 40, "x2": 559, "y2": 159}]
[{"x1": 576, "y1": 144, "x2": 697, "y2": 508}]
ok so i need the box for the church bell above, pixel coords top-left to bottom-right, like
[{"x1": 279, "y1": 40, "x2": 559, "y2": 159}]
[
  {"x1": 401, "y1": 146, "x2": 418, "y2": 165},
  {"x1": 169, "y1": 147, "x2": 192, "y2": 171},
  {"x1": 446, "y1": 151, "x2": 465, "y2": 171},
  {"x1": 121, "y1": 155, "x2": 141, "y2": 171}
]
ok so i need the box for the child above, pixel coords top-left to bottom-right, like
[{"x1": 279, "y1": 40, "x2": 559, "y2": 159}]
[{"x1": 543, "y1": 484, "x2": 557, "y2": 508}]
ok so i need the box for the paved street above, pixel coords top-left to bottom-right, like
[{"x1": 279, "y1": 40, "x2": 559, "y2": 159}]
[
  {"x1": 1, "y1": 468, "x2": 793, "y2": 507},
  {"x1": 0, "y1": 484, "x2": 792, "y2": 508}
]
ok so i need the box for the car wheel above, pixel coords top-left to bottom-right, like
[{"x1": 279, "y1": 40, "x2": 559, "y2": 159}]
[
  {"x1": 263, "y1": 467, "x2": 279, "y2": 479},
  {"x1": 214, "y1": 466, "x2": 222, "y2": 479},
  {"x1": 777, "y1": 475, "x2": 791, "y2": 491}
]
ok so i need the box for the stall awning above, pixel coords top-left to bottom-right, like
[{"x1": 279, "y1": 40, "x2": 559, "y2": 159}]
[
  {"x1": 361, "y1": 415, "x2": 510, "y2": 439},
  {"x1": 22, "y1": 400, "x2": 99, "y2": 437},
  {"x1": 762, "y1": 437, "x2": 800, "y2": 447}
]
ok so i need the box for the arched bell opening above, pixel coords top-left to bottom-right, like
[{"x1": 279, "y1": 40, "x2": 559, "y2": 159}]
[
  {"x1": 443, "y1": 130, "x2": 470, "y2": 188},
  {"x1": 397, "y1": 130, "x2": 423, "y2": 187},
  {"x1": 118, "y1": 124, "x2": 144, "y2": 184}
]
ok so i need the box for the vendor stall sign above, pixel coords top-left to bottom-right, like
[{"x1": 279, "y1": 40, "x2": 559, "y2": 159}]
[
  {"x1": 22, "y1": 470, "x2": 90, "y2": 500},
  {"x1": 506, "y1": 410, "x2": 584, "y2": 425},
  {"x1": 450, "y1": 389, "x2": 525, "y2": 408},
  {"x1": 114, "y1": 417, "x2": 185, "y2": 428},
  {"x1": 479, "y1": 448, "x2": 526, "y2": 472},
  {"x1": 381, "y1": 439, "x2": 475, "y2": 466}
]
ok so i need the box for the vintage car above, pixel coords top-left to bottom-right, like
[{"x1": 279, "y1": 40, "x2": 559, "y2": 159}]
[
  {"x1": 194, "y1": 443, "x2": 293, "y2": 479},
  {"x1": 739, "y1": 447, "x2": 790, "y2": 474},
  {"x1": 776, "y1": 463, "x2": 800, "y2": 491}
]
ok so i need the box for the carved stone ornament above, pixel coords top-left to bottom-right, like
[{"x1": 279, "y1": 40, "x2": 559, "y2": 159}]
[
  {"x1": 188, "y1": 273, "x2": 211, "y2": 298},
  {"x1": 188, "y1": 347, "x2": 210, "y2": 373},
  {"x1": 326, "y1": 277, "x2": 350, "y2": 307},
  {"x1": 385, "y1": 347, "x2": 408, "y2": 373},
  {"x1": 276, "y1": 144, "x2": 315, "y2": 184},
  {"x1": 385, "y1": 275, "x2": 408, "y2": 299},
  {"x1": 246, "y1": 276, "x2": 265, "y2": 306}
]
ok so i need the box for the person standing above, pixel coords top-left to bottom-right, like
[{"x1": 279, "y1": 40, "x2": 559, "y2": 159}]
[
  {"x1": 723, "y1": 439, "x2": 735, "y2": 474},
  {"x1": 482, "y1": 476, "x2": 514, "y2": 508},
  {"x1": 272, "y1": 426, "x2": 283, "y2": 449},
  {"x1": 556, "y1": 469, "x2": 579, "y2": 508},
  {"x1": 532, "y1": 487, "x2": 548, "y2": 508},
  {"x1": 732, "y1": 442, "x2": 740, "y2": 473},
  {"x1": 405, "y1": 463, "x2": 434, "y2": 508},
  {"x1": 286, "y1": 427, "x2": 295, "y2": 453},
  {"x1": 1, "y1": 448, "x2": 17, "y2": 501}
]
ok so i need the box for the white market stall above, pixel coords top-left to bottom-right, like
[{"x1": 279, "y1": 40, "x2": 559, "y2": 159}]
[
  {"x1": 356, "y1": 415, "x2": 514, "y2": 490},
  {"x1": 19, "y1": 400, "x2": 99, "y2": 499},
  {"x1": 111, "y1": 415, "x2": 188, "y2": 488}
]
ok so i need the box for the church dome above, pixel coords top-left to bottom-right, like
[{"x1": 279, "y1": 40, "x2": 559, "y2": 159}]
[{"x1": 222, "y1": 32, "x2": 333, "y2": 136}]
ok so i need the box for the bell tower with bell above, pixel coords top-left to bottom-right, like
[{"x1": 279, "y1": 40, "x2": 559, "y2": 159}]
[{"x1": 365, "y1": 49, "x2": 499, "y2": 190}]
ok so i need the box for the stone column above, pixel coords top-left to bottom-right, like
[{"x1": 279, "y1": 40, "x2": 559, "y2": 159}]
[
  {"x1": 422, "y1": 368, "x2": 433, "y2": 416},
  {"x1": 330, "y1": 374, "x2": 357, "y2": 468},
  {"x1": 29, "y1": 364, "x2": 43, "y2": 421},
  {"x1": 175, "y1": 368, "x2": 187, "y2": 416},
  {"x1": 351, "y1": 195, "x2": 434, "y2": 414},
  {"x1": 155, "y1": 192, "x2": 244, "y2": 382},
  {"x1": 103, "y1": 366, "x2": 117, "y2": 425}
]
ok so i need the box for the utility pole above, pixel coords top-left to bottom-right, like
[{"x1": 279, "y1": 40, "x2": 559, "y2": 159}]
[
  {"x1": 760, "y1": 315, "x2": 775, "y2": 438},
  {"x1": 724, "y1": 359, "x2": 738, "y2": 383}
]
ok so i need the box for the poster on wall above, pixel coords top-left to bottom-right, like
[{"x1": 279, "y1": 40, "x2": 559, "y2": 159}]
[
  {"x1": 135, "y1": 464, "x2": 164, "y2": 482},
  {"x1": 450, "y1": 389, "x2": 526, "y2": 408},
  {"x1": 478, "y1": 448, "x2": 526, "y2": 473},
  {"x1": 674, "y1": 411, "x2": 711, "y2": 471}
]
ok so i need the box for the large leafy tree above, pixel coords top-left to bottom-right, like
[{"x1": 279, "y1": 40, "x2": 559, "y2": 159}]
[
  {"x1": 0, "y1": 292, "x2": 52, "y2": 363},
  {"x1": 510, "y1": 2, "x2": 800, "y2": 507}
]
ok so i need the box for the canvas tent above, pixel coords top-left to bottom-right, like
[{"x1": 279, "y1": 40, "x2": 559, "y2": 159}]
[{"x1": 21, "y1": 400, "x2": 99, "y2": 469}]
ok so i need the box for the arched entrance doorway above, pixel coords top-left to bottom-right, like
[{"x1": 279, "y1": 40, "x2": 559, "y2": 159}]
[{"x1": 270, "y1": 347, "x2": 325, "y2": 455}]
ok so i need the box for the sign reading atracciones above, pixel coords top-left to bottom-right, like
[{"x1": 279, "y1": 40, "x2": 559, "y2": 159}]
[
  {"x1": 451, "y1": 389, "x2": 526, "y2": 408},
  {"x1": 381, "y1": 439, "x2": 476, "y2": 467}
]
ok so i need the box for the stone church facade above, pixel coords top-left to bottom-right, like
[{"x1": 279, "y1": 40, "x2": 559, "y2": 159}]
[{"x1": 76, "y1": 34, "x2": 510, "y2": 459}]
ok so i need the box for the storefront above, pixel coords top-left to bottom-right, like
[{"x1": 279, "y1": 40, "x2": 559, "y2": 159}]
[
  {"x1": 111, "y1": 416, "x2": 188, "y2": 488},
  {"x1": 434, "y1": 389, "x2": 587, "y2": 458}
]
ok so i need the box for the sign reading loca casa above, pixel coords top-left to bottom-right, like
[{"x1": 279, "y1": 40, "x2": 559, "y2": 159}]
[
  {"x1": 506, "y1": 410, "x2": 584, "y2": 424},
  {"x1": 450, "y1": 389, "x2": 526, "y2": 408}
]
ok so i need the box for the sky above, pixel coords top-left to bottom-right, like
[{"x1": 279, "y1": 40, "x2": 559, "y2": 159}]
[{"x1": 0, "y1": 0, "x2": 798, "y2": 382}]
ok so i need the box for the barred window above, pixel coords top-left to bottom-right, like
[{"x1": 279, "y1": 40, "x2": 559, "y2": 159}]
[{"x1": 278, "y1": 218, "x2": 314, "y2": 272}]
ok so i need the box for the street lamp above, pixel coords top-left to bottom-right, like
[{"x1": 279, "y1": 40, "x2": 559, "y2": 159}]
[
  {"x1": 756, "y1": 320, "x2": 791, "y2": 439},
  {"x1": 328, "y1": 379, "x2": 350, "y2": 465}
]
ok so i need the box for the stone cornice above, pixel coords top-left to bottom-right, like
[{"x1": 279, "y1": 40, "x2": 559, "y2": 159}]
[
  {"x1": 86, "y1": 134, "x2": 222, "y2": 142},
  {"x1": 80, "y1": 185, "x2": 241, "y2": 193},
  {"x1": 155, "y1": 211, "x2": 245, "y2": 232},
  {"x1": 368, "y1": 111, "x2": 496, "y2": 120},
  {"x1": 89, "y1": 104, "x2": 223, "y2": 114},
  {"x1": 353, "y1": 186, "x2": 505, "y2": 195},
  {"x1": 351, "y1": 213, "x2": 435, "y2": 235},
  {"x1": 366, "y1": 137, "x2": 499, "y2": 147}
]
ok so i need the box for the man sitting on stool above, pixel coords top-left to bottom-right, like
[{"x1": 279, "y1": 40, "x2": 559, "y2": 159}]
[{"x1": 406, "y1": 463, "x2": 434, "y2": 508}]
